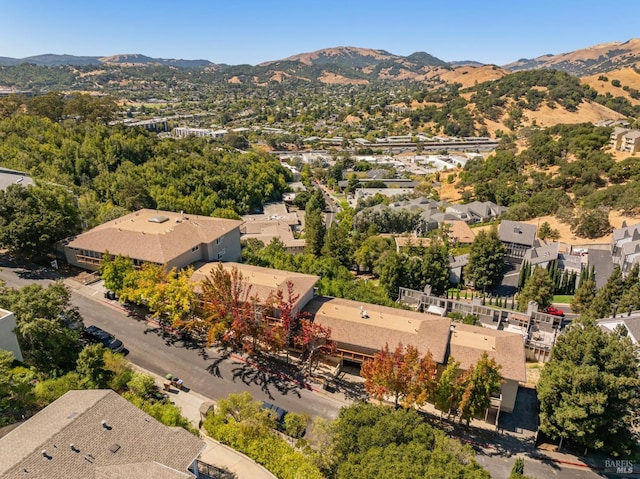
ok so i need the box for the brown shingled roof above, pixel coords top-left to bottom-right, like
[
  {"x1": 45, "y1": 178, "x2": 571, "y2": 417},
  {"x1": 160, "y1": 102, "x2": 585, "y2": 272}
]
[
  {"x1": 0, "y1": 390, "x2": 204, "y2": 479},
  {"x1": 448, "y1": 323, "x2": 526, "y2": 382},
  {"x1": 63, "y1": 209, "x2": 243, "y2": 265},
  {"x1": 304, "y1": 296, "x2": 451, "y2": 364}
]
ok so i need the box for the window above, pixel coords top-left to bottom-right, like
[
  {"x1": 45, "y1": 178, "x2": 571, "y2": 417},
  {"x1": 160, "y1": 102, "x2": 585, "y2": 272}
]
[
  {"x1": 191, "y1": 245, "x2": 200, "y2": 252},
  {"x1": 216, "y1": 236, "x2": 224, "y2": 245},
  {"x1": 217, "y1": 248, "x2": 226, "y2": 260}
]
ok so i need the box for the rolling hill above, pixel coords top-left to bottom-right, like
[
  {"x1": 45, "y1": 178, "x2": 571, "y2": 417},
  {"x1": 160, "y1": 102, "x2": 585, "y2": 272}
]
[{"x1": 504, "y1": 38, "x2": 640, "y2": 76}]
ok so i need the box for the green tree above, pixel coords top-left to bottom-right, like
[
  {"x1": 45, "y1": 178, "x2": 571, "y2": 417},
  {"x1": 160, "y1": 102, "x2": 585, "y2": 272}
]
[
  {"x1": 0, "y1": 184, "x2": 82, "y2": 258},
  {"x1": 304, "y1": 191, "x2": 326, "y2": 256},
  {"x1": 570, "y1": 278, "x2": 597, "y2": 315},
  {"x1": 17, "y1": 318, "x2": 82, "y2": 373},
  {"x1": 26, "y1": 92, "x2": 65, "y2": 121},
  {"x1": 589, "y1": 266, "x2": 624, "y2": 319},
  {"x1": 457, "y1": 352, "x2": 503, "y2": 426},
  {"x1": 354, "y1": 235, "x2": 392, "y2": 273},
  {"x1": 573, "y1": 208, "x2": 612, "y2": 239},
  {"x1": 99, "y1": 252, "x2": 135, "y2": 294},
  {"x1": 332, "y1": 403, "x2": 490, "y2": 479},
  {"x1": 537, "y1": 318, "x2": 639, "y2": 455},
  {"x1": 433, "y1": 357, "x2": 462, "y2": 418},
  {"x1": 76, "y1": 344, "x2": 113, "y2": 389},
  {"x1": 464, "y1": 226, "x2": 506, "y2": 292},
  {"x1": 517, "y1": 266, "x2": 554, "y2": 312},
  {"x1": 537, "y1": 221, "x2": 560, "y2": 241}
]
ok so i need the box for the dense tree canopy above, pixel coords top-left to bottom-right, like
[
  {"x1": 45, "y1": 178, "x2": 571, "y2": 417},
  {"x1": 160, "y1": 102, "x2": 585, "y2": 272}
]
[
  {"x1": 537, "y1": 318, "x2": 640, "y2": 455},
  {"x1": 464, "y1": 226, "x2": 506, "y2": 292},
  {"x1": 0, "y1": 184, "x2": 81, "y2": 258}
]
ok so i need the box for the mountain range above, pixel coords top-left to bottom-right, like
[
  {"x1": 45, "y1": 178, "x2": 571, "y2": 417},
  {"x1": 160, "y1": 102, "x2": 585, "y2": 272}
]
[{"x1": 1, "y1": 39, "x2": 640, "y2": 83}]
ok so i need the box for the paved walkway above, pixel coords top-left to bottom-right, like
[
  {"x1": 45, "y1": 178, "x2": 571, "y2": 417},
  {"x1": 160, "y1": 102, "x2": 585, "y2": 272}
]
[{"x1": 136, "y1": 364, "x2": 278, "y2": 479}]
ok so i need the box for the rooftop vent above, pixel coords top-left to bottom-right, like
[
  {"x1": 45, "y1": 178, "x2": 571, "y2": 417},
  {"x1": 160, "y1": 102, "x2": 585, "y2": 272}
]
[
  {"x1": 110, "y1": 444, "x2": 121, "y2": 454},
  {"x1": 148, "y1": 215, "x2": 169, "y2": 224},
  {"x1": 70, "y1": 444, "x2": 79, "y2": 453},
  {"x1": 101, "y1": 420, "x2": 111, "y2": 430}
]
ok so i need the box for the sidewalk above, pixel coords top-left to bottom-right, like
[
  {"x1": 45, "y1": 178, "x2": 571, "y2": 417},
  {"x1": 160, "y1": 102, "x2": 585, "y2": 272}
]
[{"x1": 134, "y1": 364, "x2": 278, "y2": 479}]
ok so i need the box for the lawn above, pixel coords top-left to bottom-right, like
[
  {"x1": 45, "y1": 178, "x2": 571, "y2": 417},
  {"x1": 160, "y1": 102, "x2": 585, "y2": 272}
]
[{"x1": 552, "y1": 295, "x2": 574, "y2": 304}]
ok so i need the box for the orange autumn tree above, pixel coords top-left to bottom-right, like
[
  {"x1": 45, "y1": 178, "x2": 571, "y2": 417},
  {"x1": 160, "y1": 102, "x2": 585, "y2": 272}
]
[
  {"x1": 361, "y1": 342, "x2": 437, "y2": 409},
  {"x1": 196, "y1": 263, "x2": 262, "y2": 352}
]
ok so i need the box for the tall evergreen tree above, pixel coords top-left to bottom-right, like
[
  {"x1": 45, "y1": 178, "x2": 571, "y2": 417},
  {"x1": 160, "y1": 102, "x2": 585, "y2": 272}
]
[
  {"x1": 304, "y1": 191, "x2": 326, "y2": 256},
  {"x1": 589, "y1": 266, "x2": 624, "y2": 319},
  {"x1": 464, "y1": 226, "x2": 506, "y2": 292},
  {"x1": 571, "y1": 278, "x2": 597, "y2": 315},
  {"x1": 517, "y1": 266, "x2": 554, "y2": 312}
]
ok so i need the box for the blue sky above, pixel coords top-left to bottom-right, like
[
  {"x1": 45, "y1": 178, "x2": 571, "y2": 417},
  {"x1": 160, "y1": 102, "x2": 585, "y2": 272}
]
[{"x1": 1, "y1": 1, "x2": 639, "y2": 66}]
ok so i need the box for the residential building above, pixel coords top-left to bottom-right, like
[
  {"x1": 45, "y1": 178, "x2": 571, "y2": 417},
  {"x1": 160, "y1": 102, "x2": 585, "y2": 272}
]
[
  {"x1": 598, "y1": 310, "x2": 640, "y2": 347},
  {"x1": 610, "y1": 127, "x2": 629, "y2": 150},
  {"x1": 398, "y1": 287, "x2": 562, "y2": 363},
  {"x1": 621, "y1": 130, "x2": 640, "y2": 153},
  {"x1": 0, "y1": 309, "x2": 23, "y2": 362},
  {"x1": 498, "y1": 220, "x2": 538, "y2": 260},
  {"x1": 446, "y1": 201, "x2": 505, "y2": 224},
  {"x1": 173, "y1": 127, "x2": 227, "y2": 139},
  {"x1": 241, "y1": 203, "x2": 305, "y2": 254},
  {"x1": 448, "y1": 323, "x2": 526, "y2": 413},
  {"x1": 522, "y1": 242, "x2": 584, "y2": 277},
  {"x1": 0, "y1": 389, "x2": 206, "y2": 479},
  {"x1": 191, "y1": 262, "x2": 319, "y2": 317},
  {"x1": 611, "y1": 222, "x2": 640, "y2": 275},
  {"x1": 303, "y1": 296, "x2": 526, "y2": 412},
  {"x1": 448, "y1": 254, "x2": 469, "y2": 284},
  {"x1": 304, "y1": 296, "x2": 451, "y2": 366},
  {"x1": 58, "y1": 209, "x2": 243, "y2": 271}
]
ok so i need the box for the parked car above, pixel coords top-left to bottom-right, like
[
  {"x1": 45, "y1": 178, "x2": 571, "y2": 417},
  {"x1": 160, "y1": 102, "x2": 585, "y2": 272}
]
[
  {"x1": 83, "y1": 325, "x2": 125, "y2": 353},
  {"x1": 261, "y1": 401, "x2": 288, "y2": 426},
  {"x1": 544, "y1": 306, "x2": 565, "y2": 317}
]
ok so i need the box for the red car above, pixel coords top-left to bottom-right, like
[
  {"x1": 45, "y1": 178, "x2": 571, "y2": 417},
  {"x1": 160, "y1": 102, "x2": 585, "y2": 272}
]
[{"x1": 544, "y1": 306, "x2": 565, "y2": 317}]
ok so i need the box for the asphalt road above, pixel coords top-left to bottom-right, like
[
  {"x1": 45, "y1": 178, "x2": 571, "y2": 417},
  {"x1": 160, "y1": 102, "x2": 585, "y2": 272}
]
[
  {"x1": 0, "y1": 260, "x2": 613, "y2": 478},
  {"x1": 0, "y1": 260, "x2": 344, "y2": 420}
]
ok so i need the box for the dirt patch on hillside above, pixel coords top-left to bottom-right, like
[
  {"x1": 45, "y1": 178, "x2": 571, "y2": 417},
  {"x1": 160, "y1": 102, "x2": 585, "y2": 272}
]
[{"x1": 318, "y1": 72, "x2": 368, "y2": 85}]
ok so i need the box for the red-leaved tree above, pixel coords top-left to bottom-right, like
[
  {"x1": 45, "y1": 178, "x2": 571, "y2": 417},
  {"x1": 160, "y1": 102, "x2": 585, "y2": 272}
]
[{"x1": 294, "y1": 319, "x2": 336, "y2": 375}]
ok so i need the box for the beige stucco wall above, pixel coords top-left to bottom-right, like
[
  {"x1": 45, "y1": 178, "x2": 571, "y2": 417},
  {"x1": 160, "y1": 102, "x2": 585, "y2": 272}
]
[
  {"x1": 500, "y1": 379, "x2": 518, "y2": 413},
  {"x1": 0, "y1": 310, "x2": 23, "y2": 362}
]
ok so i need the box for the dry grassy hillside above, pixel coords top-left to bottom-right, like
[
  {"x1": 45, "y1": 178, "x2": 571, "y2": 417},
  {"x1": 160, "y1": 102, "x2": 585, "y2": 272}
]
[
  {"x1": 425, "y1": 65, "x2": 508, "y2": 88},
  {"x1": 582, "y1": 68, "x2": 640, "y2": 105}
]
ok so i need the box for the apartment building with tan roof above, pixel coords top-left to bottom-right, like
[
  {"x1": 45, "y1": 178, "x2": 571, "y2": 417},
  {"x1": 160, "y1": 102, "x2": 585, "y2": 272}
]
[
  {"x1": 303, "y1": 296, "x2": 526, "y2": 412},
  {"x1": 304, "y1": 296, "x2": 451, "y2": 365},
  {"x1": 449, "y1": 323, "x2": 527, "y2": 413},
  {"x1": 58, "y1": 209, "x2": 243, "y2": 271},
  {"x1": 191, "y1": 262, "x2": 319, "y2": 316}
]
